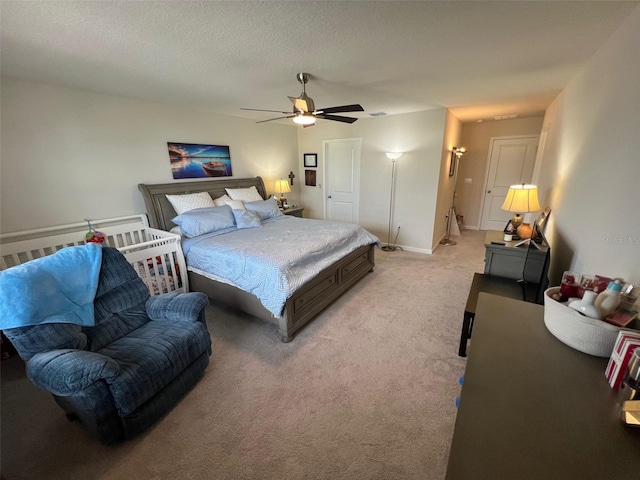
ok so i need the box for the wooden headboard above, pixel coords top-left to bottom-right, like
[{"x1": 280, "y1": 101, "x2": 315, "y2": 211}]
[{"x1": 138, "y1": 177, "x2": 268, "y2": 231}]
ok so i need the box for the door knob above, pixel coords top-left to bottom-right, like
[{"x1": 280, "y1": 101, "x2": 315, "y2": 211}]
[
  {"x1": 487, "y1": 190, "x2": 492, "y2": 194},
  {"x1": 328, "y1": 195, "x2": 332, "y2": 198}
]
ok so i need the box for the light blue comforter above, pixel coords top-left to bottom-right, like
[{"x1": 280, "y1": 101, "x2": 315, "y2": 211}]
[{"x1": 182, "y1": 216, "x2": 380, "y2": 317}]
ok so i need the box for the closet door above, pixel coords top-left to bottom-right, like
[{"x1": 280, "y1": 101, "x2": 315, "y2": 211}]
[
  {"x1": 323, "y1": 138, "x2": 361, "y2": 223},
  {"x1": 480, "y1": 136, "x2": 539, "y2": 231}
]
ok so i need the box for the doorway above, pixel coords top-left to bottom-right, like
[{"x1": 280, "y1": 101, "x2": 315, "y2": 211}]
[
  {"x1": 479, "y1": 136, "x2": 539, "y2": 231},
  {"x1": 323, "y1": 138, "x2": 361, "y2": 223}
]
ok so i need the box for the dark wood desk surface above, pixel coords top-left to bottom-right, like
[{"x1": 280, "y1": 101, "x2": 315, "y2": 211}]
[
  {"x1": 446, "y1": 293, "x2": 640, "y2": 480},
  {"x1": 464, "y1": 273, "x2": 532, "y2": 316}
]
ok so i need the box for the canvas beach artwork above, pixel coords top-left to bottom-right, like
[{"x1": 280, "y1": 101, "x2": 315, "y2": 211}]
[{"x1": 168, "y1": 142, "x2": 232, "y2": 179}]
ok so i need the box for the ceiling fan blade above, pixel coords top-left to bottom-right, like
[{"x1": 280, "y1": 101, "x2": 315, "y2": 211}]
[
  {"x1": 316, "y1": 104, "x2": 364, "y2": 114},
  {"x1": 256, "y1": 115, "x2": 295, "y2": 124},
  {"x1": 316, "y1": 114, "x2": 358, "y2": 124},
  {"x1": 241, "y1": 108, "x2": 293, "y2": 114},
  {"x1": 288, "y1": 96, "x2": 313, "y2": 113},
  {"x1": 252, "y1": 74, "x2": 360, "y2": 126}
]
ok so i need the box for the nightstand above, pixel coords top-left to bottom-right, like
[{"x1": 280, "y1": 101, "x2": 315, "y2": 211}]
[
  {"x1": 483, "y1": 230, "x2": 549, "y2": 293},
  {"x1": 281, "y1": 206, "x2": 304, "y2": 218}
]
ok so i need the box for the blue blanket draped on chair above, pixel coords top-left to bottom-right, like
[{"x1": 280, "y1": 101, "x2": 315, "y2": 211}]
[{"x1": 0, "y1": 243, "x2": 102, "y2": 329}]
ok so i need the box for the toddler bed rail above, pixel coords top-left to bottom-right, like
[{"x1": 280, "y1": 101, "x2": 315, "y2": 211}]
[{"x1": 0, "y1": 215, "x2": 187, "y2": 296}]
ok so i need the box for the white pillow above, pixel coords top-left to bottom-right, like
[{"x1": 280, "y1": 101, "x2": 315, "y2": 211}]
[
  {"x1": 225, "y1": 186, "x2": 263, "y2": 203},
  {"x1": 212, "y1": 193, "x2": 246, "y2": 210},
  {"x1": 213, "y1": 194, "x2": 233, "y2": 207},
  {"x1": 225, "y1": 199, "x2": 246, "y2": 210},
  {"x1": 165, "y1": 192, "x2": 215, "y2": 215}
]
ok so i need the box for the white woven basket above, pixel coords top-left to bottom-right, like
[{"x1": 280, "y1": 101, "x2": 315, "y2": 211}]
[{"x1": 543, "y1": 287, "x2": 623, "y2": 357}]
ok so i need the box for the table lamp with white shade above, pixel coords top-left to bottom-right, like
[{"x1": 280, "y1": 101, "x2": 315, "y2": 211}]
[
  {"x1": 274, "y1": 179, "x2": 291, "y2": 208},
  {"x1": 501, "y1": 183, "x2": 541, "y2": 243}
]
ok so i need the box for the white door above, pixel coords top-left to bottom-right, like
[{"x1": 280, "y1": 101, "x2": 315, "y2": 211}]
[
  {"x1": 323, "y1": 138, "x2": 361, "y2": 223},
  {"x1": 480, "y1": 136, "x2": 539, "y2": 231}
]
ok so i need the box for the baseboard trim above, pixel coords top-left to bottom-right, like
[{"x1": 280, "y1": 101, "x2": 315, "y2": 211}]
[
  {"x1": 401, "y1": 245, "x2": 433, "y2": 255},
  {"x1": 381, "y1": 244, "x2": 433, "y2": 255}
]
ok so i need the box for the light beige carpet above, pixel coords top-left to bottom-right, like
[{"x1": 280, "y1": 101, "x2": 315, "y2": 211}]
[{"x1": 1, "y1": 231, "x2": 486, "y2": 480}]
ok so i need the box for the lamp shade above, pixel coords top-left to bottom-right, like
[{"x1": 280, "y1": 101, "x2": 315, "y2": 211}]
[
  {"x1": 453, "y1": 147, "x2": 466, "y2": 157},
  {"x1": 385, "y1": 152, "x2": 403, "y2": 160},
  {"x1": 501, "y1": 184, "x2": 541, "y2": 213},
  {"x1": 275, "y1": 179, "x2": 291, "y2": 195}
]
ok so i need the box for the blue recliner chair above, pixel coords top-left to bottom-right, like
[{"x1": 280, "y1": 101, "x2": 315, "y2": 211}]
[{"x1": 0, "y1": 246, "x2": 211, "y2": 444}]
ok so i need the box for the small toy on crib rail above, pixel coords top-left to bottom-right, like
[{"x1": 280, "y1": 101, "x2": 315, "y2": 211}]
[{"x1": 85, "y1": 220, "x2": 105, "y2": 245}]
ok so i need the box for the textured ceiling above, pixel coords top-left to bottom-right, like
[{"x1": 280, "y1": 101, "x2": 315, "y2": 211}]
[{"x1": 1, "y1": 1, "x2": 637, "y2": 124}]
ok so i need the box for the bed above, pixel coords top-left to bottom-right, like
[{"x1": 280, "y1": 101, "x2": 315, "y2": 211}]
[{"x1": 138, "y1": 176, "x2": 378, "y2": 342}]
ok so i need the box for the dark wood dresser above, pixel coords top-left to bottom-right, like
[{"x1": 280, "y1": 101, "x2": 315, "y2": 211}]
[{"x1": 446, "y1": 293, "x2": 640, "y2": 480}]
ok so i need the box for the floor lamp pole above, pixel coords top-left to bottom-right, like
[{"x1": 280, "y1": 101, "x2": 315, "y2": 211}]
[
  {"x1": 382, "y1": 159, "x2": 397, "y2": 252},
  {"x1": 441, "y1": 148, "x2": 465, "y2": 246},
  {"x1": 440, "y1": 203, "x2": 457, "y2": 246}
]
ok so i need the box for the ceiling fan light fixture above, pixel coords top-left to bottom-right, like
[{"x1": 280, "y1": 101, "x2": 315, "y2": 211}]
[
  {"x1": 246, "y1": 72, "x2": 362, "y2": 125},
  {"x1": 293, "y1": 114, "x2": 316, "y2": 126}
]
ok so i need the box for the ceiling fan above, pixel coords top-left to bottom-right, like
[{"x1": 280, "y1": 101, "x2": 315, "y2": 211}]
[{"x1": 241, "y1": 73, "x2": 364, "y2": 127}]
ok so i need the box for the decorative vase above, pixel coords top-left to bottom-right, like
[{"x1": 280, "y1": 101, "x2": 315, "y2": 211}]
[{"x1": 516, "y1": 223, "x2": 533, "y2": 239}]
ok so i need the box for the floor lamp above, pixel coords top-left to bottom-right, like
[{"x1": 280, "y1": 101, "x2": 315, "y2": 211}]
[
  {"x1": 382, "y1": 152, "x2": 403, "y2": 251},
  {"x1": 440, "y1": 147, "x2": 466, "y2": 246}
]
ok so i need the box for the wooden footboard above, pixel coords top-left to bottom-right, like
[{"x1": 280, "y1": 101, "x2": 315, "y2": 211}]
[{"x1": 188, "y1": 243, "x2": 375, "y2": 342}]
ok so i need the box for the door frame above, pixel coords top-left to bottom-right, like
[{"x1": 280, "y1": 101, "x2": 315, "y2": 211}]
[
  {"x1": 478, "y1": 135, "x2": 540, "y2": 231},
  {"x1": 322, "y1": 137, "x2": 362, "y2": 221}
]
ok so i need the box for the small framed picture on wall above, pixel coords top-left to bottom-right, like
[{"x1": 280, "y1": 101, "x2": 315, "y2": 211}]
[
  {"x1": 304, "y1": 153, "x2": 317, "y2": 168},
  {"x1": 305, "y1": 169, "x2": 317, "y2": 186}
]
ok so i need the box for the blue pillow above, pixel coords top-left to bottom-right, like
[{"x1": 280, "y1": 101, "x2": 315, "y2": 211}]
[
  {"x1": 232, "y1": 209, "x2": 262, "y2": 229},
  {"x1": 245, "y1": 197, "x2": 283, "y2": 221},
  {"x1": 172, "y1": 205, "x2": 235, "y2": 238}
]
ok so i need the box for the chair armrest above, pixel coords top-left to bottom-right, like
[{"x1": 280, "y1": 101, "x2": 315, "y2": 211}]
[
  {"x1": 145, "y1": 292, "x2": 209, "y2": 323},
  {"x1": 26, "y1": 349, "x2": 119, "y2": 396}
]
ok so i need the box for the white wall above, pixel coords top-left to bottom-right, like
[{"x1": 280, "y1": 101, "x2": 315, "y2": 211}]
[
  {"x1": 537, "y1": 5, "x2": 640, "y2": 284},
  {"x1": 0, "y1": 78, "x2": 298, "y2": 233},
  {"x1": 1, "y1": 79, "x2": 450, "y2": 254},
  {"x1": 296, "y1": 109, "x2": 448, "y2": 253}
]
